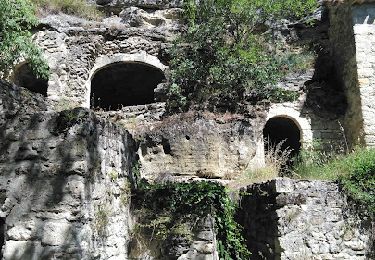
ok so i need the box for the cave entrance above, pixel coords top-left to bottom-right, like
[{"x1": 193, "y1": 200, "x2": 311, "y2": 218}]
[
  {"x1": 90, "y1": 62, "x2": 165, "y2": 110},
  {"x1": 263, "y1": 117, "x2": 302, "y2": 167},
  {"x1": 13, "y1": 63, "x2": 48, "y2": 96}
]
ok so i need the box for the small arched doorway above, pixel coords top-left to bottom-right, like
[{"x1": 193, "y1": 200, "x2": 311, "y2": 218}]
[
  {"x1": 13, "y1": 63, "x2": 48, "y2": 96},
  {"x1": 90, "y1": 62, "x2": 165, "y2": 110},
  {"x1": 263, "y1": 117, "x2": 302, "y2": 166}
]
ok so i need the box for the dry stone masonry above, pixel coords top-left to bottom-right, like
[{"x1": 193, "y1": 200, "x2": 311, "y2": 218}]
[
  {"x1": 237, "y1": 179, "x2": 374, "y2": 260},
  {"x1": 9, "y1": 0, "x2": 375, "y2": 179},
  {"x1": 329, "y1": 1, "x2": 375, "y2": 147}
]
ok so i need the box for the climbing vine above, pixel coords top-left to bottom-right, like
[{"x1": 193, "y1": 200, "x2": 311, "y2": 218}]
[{"x1": 132, "y1": 181, "x2": 250, "y2": 259}]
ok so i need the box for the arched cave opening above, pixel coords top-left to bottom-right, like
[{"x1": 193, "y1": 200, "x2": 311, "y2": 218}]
[
  {"x1": 13, "y1": 63, "x2": 48, "y2": 96},
  {"x1": 263, "y1": 117, "x2": 302, "y2": 166},
  {"x1": 90, "y1": 62, "x2": 165, "y2": 110}
]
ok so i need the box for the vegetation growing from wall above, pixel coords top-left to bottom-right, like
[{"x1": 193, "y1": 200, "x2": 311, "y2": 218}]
[
  {"x1": 0, "y1": 0, "x2": 49, "y2": 80},
  {"x1": 132, "y1": 181, "x2": 250, "y2": 259},
  {"x1": 167, "y1": 0, "x2": 318, "y2": 112},
  {"x1": 229, "y1": 139, "x2": 293, "y2": 189},
  {"x1": 32, "y1": 0, "x2": 102, "y2": 20},
  {"x1": 293, "y1": 148, "x2": 375, "y2": 218}
]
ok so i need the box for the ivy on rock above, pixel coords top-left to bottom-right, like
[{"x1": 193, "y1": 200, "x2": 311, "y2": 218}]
[{"x1": 132, "y1": 181, "x2": 250, "y2": 259}]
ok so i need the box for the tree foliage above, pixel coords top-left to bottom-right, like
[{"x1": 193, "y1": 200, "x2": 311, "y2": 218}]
[
  {"x1": 167, "y1": 0, "x2": 318, "y2": 112},
  {"x1": 0, "y1": 0, "x2": 49, "y2": 79}
]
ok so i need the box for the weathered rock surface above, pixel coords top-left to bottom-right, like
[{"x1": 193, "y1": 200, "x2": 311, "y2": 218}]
[
  {"x1": 238, "y1": 179, "x2": 374, "y2": 260},
  {"x1": 0, "y1": 82, "x2": 137, "y2": 259},
  {"x1": 135, "y1": 112, "x2": 262, "y2": 180}
]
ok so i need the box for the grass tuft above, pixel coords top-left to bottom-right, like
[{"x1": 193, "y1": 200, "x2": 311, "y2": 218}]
[{"x1": 229, "y1": 139, "x2": 293, "y2": 189}]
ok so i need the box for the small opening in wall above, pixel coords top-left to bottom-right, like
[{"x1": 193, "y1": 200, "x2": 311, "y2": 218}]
[
  {"x1": 263, "y1": 117, "x2": 301, "y2": 166},
  {"x1": 0, "y1": 218, "x2": 5, "y2": 259},
  {"x1": 90, "y1": 62, "x2": 165, "y2": 110},
  {"x1": 185, "y1": 135, "x2": 190, "y2": 141},
  {"x1": 13, "y1": 63, "x2": 48, "y2": 96},
  {"x1": 162, "y1": 138, "x2": 172, "y2": 155}
]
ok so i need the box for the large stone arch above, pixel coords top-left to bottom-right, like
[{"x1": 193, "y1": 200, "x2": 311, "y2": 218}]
[
  {"x1": 85, "y1": 53, "x2": 167, "y2": 109},
  {"x1": 249, "y1": 104, "x2": 313, "y2": 170},
  {"x1": 263, "y1": 116, "x2": 302, "y2": 161},
  {"x1": 266, "y1": 104, "x2": 313, "y2": 146}
]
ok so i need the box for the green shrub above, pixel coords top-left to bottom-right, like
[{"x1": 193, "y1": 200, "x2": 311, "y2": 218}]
[
  {"x1": 292, "y1": 142, "x2": 338, "y2": 180},
  {"x1": 339, "y1": 149, "x2": 375, "y2": 218},
  {"x1": 0, "y1": 0, "x2": 49, "y2": 79},
  {"x1": 32, "y1": 0, "x2": 102, "y2": 20},
  {"x1": 167, "y1": 0, "x2": 318, "y2": 112},
  {"x1": 293, "y1": 148, "x2": 375, "y2": 217}
]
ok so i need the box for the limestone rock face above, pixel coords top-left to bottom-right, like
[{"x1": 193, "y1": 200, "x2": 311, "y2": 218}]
[
  {"x1": 0, "y1": 82, "x2": 137, "y2": 260},
  {"x1": 120, "y1": 6, "x2": 182, "y2": 29},
  {"x1": 136, "y1": 112, "x2": 262, "y2": 180}
]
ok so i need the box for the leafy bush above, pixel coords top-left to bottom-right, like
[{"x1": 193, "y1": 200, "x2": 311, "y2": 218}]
[
  {"x1": 133, "y1": 181, "x2": 250, "y2": 259},
  {"x1": 167, "y1": 0, "x2": 318, "y2": 112},
  {"x1": 339, "y1": 149, "x2": 375, "y2": 218},
  {"x1": 0, "y1": 0, "x2": 49, "y2": 79},
  {"x1": 32, "y1": 0, "x2": 102, "y2": 20}
]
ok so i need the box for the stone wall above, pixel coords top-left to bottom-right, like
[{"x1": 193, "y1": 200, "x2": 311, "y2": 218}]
[
  {"x1": 0, "y1": 82, "x2": 137, "y2": 259},
  {"x1": 351, "y1": 3, "x2": 375, "y2": 147},
  {"x1": 0, "y1": 82, "x2": 221, "y2": 260},
  {"x1": 267, "y1": 101, "x2": 345, "y2": 150},
  {"x1": 329, "y1": 2, "x2": 375, "y2": 148},
  {"x1": 9, "y1": 0, "x2": 353, "y2": 179},
  {"x1": 129, "y1": 215, "x2": 219, "y2": 260},
  {"x1": 237, "y1": 178, "x2": 374, "y2": 260}
]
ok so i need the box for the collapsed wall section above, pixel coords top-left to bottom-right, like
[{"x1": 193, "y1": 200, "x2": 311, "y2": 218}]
[
  {"x1": 0, "y1": 82, "x2": 137, "y2": 259},
  {"x1": 237, "y1": 179, "x2": 374, "y2": 260}
]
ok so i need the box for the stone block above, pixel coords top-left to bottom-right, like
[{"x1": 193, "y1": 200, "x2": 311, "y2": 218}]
[
  {"x1": 192, "y1": 241, "x2": 215, "y2": 254},
  {"x1": 196, "y1": 231, "x2": 214, "y2": 241},
  {"x1": 3, "y1": 241, "x2": 44, "y2": 260},
  {"x1": 274, "y1": 178, "x2": 294, "y2": 193},
  {"x1": 42, "y1": 221, "x2": 72, "y2": 246},
  {"x1": 7, "y1": 224, "x2": 35, "y2": 241}
]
